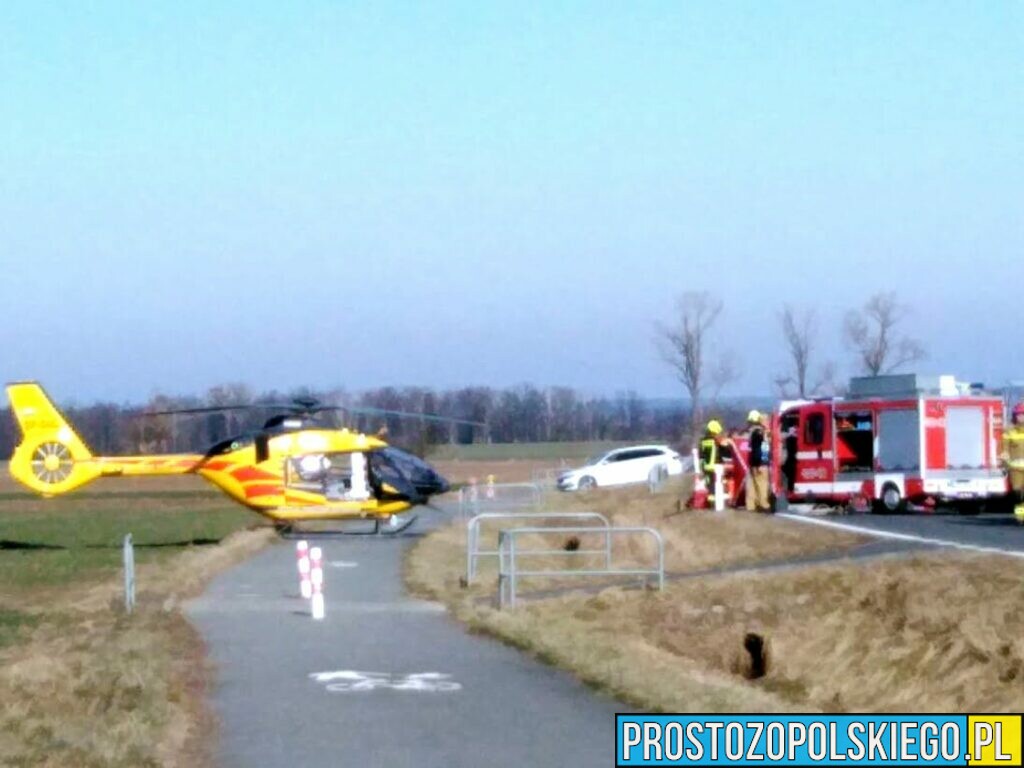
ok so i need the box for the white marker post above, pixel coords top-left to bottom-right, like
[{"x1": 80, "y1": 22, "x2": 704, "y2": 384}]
[
  {"x1": 123, "y1": 533, "x2": 135, "y2": 614},
  {"x1": 296, "y1": 540, "x2": 312, "y2": 600},
  {"x1": 713, "y1": 465, "x2": 725, "y2": 512},
  {"x1": 310, "y1": 546, "x2": 325, "y2": 620}
]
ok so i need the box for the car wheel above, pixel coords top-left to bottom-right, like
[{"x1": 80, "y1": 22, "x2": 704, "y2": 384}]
[
  {"x1": 578, "y1": 476, "x2": 596, "y2": 491},
  {"x1": 873, "y1": 483, "x2": 905, "y2": 514}
]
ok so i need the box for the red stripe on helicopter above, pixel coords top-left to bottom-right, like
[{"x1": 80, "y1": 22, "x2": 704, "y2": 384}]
[
  {"x1": 231, "y1": 466, "x2": 278, "y2": 482},
  {"x1": 244, "y1": 484, "x2": 281, "y2": 499},
  {"x1": 202, "y1": 460, "x2": 231, "y2": 471}
]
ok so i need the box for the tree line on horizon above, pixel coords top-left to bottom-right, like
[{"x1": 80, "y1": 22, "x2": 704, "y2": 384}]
[
  {"x1": 0, "y1": 384, "x2": 753, "y2": 458},
  {"x1": 0, "y1": 291, "x2": 925, "y2": 458}
]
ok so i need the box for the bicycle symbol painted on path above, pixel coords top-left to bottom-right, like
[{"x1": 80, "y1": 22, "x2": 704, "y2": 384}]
[{"x1": 309, "y1": 670, "x2": 462, "y2": 693}]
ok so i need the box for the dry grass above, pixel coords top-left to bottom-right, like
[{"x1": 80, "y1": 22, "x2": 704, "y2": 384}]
[
  {"x1": 447, "y1": 552, "x2": 1024, "y2": 713},
  {"x1": 0, "y1": 470, "x2": 274, "y2": 768},
  {"x1": 409, "y1": 485, "x2": 1024, "y2": 713},
  {"x1": 414, "y1": 483, "x2": 867, "y2": 602},
  {"x1": 0, "y1": 527, "x2": 274, "y2": 768}
]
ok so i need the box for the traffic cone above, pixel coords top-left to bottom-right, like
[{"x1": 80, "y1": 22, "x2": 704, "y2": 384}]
[{"x1": 688, "y1": 472, "x2": 709, "y2": 509}]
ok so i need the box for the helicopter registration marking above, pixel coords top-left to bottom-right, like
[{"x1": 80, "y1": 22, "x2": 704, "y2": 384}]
[
  {"x1": 310, "y1": 670, "x2": 461, "y2": 693},
  {"x1": 328, "y1": 560, "x2": 359, "y2": 568}
]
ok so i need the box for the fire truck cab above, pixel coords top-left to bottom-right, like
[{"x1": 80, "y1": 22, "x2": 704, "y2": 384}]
[{"x1": 771, "y1": 375, "x2": 1007, "y2": 512}]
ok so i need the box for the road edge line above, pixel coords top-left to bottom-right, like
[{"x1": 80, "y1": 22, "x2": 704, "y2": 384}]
[{"x1": 777, "y1": 513, "x2": 1024, "y2": 560}]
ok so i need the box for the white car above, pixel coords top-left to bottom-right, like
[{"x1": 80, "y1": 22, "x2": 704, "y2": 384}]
[{"x1": 557, "y1": 445, "x2": 687, "y2": 491}]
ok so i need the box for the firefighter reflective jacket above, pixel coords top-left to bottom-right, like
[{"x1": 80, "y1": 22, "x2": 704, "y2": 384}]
[
  {"x1": 699, "y1": 435, "x2": 719, "y2": 473},
  {"x1": 1005, "y1": 425, "x2": 1024, "y2": 472}
]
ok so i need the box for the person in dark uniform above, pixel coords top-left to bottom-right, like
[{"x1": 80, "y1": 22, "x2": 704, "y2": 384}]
[{"x1": 745, "y1": 410, "x2": 771, "y2": 512}]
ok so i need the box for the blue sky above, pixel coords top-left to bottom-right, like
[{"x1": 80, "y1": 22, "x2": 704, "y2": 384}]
[{"x1": 1, "y1": 2, "x2": 1021, "y2": 403}]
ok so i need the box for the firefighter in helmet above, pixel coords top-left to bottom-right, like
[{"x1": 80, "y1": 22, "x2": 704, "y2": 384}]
[
  {"x1": 745, "y1": 410, "x2": 772, "y2": 512},
  {"x1": 1003, "y1": 402, "x2": 1024, "y2": 522},
  {"x1": 700, "y1": 419, "x2": 723, "y2": 503}
]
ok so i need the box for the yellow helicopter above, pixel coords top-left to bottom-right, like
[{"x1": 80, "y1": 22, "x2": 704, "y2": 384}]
[{"x1": 5, "y1": 382, "x2": 475, "y2": 534}]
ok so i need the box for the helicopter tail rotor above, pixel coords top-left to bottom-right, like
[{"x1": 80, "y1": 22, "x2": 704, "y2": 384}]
[{"x1": 6, "y1": 382, "x2": 102, "y2": 495}]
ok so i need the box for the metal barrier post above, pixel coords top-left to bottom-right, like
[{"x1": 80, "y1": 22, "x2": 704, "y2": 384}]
[
  {"x1": 123, "y1": 533, "x2": 135, "y2": 614},
  {"x1": 497, "y1": 530, "x2": 507, "y2": 608},
  {"x1": 495, "y1": 526, "x2": 664, "y2": 608},
  {"x1": 508, "y1": 534, "x2": 517, "y2": 608},
  {"x1": 466, "y1": 511, "x2": 612, "y2": 585}
]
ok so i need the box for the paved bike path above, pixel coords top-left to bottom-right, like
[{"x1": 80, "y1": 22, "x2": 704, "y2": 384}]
[{"x1": 186, "y1": 530, "x2": 622, "y2": 768}]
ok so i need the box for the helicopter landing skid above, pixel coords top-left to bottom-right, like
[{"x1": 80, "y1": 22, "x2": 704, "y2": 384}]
[{"x1": 275, "y1": 512, "x2": 419, "y2": 538}]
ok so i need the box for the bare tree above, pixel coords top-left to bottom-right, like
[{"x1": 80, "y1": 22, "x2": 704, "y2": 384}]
[
  {"x1": 774, "y1": 305, "x2": 839, "y2": 398},
  {"x1": 844, "y1": 292, "x2": 926, "y2": 376},
  {"x1": 657, "y1": 291, "x2": 736, "y2": 435}
]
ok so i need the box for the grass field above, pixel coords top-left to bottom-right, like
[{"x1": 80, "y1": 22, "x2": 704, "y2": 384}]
[
  {"x1": 0, "y1": 471, "x2": 271, "y2": 767},
  {"x1": 406, "y1": 484, "x2": 1024, "y2": 713},
  {"x1": 426, "y1": 440, "x2": 624, "y2": 462},
  {"x1": 426, "y1": 440, "x2": 633, "y2": 485}
]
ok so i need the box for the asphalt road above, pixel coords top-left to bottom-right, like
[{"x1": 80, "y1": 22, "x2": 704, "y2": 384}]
[
  {"x1": 779, "y1": 508, "x2": 1024, "y2": 557},
  {"x1": 186, "y1": 519, "x2": 622, "y2": 768}
]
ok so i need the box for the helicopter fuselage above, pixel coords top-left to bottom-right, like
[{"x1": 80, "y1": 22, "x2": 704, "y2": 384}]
[{"x1": 6, "y1": 382, "x2": 450, "y2": 524}]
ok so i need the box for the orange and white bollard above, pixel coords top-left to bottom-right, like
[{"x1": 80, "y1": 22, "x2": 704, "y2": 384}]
[
  {"x1": 310, "y1": 546, "x2": 325, "y2": 620},
  {"x1": 296, "y1": 540, "x2": 312, "y2": 600}
]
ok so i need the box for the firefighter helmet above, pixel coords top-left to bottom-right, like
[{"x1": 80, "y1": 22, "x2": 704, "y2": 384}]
[
  {"x1": 706, "y1": 419, "x2": 723, "y2": 436},
  {"x1": 747, "y1": 409, "x2": 762, "y2": 424}
]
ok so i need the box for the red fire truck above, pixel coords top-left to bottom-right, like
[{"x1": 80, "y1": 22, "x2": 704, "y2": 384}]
[{"x1": 768, "y1": 375, "x2": 1008, "y2": 513}]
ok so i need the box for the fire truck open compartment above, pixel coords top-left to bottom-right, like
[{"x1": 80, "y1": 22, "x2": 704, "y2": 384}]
[{"x1": 834, "y1": 411, "x2": 873, "y2": 472}]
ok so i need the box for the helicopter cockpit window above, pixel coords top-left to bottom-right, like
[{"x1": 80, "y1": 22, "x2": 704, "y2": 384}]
[
  {"x1": 367, "y1": 447, "x2": 448, "y2": 501},
  {"x1": 207, "y1": 436, "x2": 254, "y2": 456},
  {"x1": 285, "y1": 452, "x2": 370, "y2": 501}
]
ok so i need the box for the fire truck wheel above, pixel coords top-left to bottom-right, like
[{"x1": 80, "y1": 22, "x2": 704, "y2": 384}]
[
  {"x1": 874, "y1": 483, "x2": 905, "y2": 514},
  {"x1": 578, "y1": 476, "x2": 597, "y2": 491}
]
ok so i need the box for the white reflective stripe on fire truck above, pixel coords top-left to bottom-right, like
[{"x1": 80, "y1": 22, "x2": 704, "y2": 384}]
[
  {"x1": 793, "y1": 481, "x2": 863, "y2": 494},
  {"x1": 796, "y1": 451, "x2": 834, "y2": 460}
]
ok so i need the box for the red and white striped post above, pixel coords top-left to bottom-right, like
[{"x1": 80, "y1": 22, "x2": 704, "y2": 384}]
[
  {"x1": 310, "y1": 546, "x2": 325, "y2": 620},
  {"x1": 296, "y1": 540, "x2": 312, "y2": 600}
]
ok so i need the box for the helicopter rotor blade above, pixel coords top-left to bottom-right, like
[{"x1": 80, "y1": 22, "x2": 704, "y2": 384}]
[
  {"x1": 145, "y1": 404, "x2": 275, "y2": 416},
  {"x1": 143, "y1": 399, "x2": 487, "y2": 429},
  {"x1": 320, "y1": 405, "x2": 487, "y2": 428}
]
